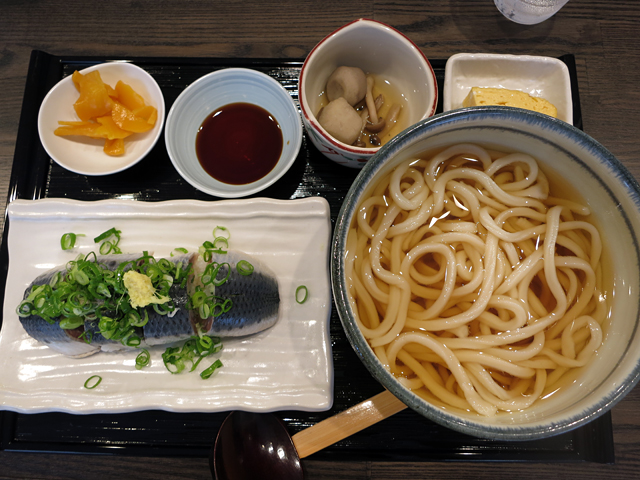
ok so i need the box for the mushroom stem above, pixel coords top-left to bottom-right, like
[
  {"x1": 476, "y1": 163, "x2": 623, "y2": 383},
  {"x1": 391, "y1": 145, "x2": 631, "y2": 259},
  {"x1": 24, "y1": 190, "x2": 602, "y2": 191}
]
[
  {"x1": 386, "y1": 103, "x2": 401, "y2": 124},
  {"x1": 366, "y1": 117, "x2": 386, "y2": 133},
  {"x1": 377, "y1": 103, "x2": 402, "y2": 138},
  {"x1": 357, "y1": 94, "x2": 385, "y2": 144},
  {"x1": 365, "y1": 76, "x2": 378, "y2": 123},
  {"x1": 364, "y1": 93, "x2": 386, "y2": 133}
]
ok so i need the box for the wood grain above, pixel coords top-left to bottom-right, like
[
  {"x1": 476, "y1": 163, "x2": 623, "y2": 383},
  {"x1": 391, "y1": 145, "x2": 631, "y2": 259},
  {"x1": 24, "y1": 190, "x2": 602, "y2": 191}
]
[
  {"x1": 293, "y1": 390, "x2": 407, "y2": 459},
  {"x1": 2, "y1": 1, "x2": 640, "y2": 478}
]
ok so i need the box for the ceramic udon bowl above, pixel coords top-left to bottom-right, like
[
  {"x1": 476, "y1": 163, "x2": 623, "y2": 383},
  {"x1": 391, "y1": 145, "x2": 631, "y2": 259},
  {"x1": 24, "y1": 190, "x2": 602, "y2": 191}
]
[
  {"x1": 299, "y1": 18, "x2": 438, "y2": 169},
  {"x1": 332, "y1": 106, "x2": 640, "y2": 439}
]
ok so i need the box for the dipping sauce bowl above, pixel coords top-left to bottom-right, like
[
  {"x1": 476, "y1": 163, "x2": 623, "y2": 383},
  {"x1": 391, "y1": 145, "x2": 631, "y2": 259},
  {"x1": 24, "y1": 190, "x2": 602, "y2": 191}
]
[{"x1": 165, "y1": 68, "x2": 302, "y2": 198}]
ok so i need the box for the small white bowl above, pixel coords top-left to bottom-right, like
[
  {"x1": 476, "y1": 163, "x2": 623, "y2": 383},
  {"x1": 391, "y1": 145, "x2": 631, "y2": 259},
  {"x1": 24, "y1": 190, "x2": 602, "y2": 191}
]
[
  {"x1": 299, "y1": 18, "x2": 438, "y2": 169},
  {"x1": 38, "y1": 62, "x2": 165, "y2": 175},
  {"x1": 165, "y1": 68, "x2": 302, "y2": 198},
  {"x1": 443, "y1": 53, "x2": 572, "y2": 124}
]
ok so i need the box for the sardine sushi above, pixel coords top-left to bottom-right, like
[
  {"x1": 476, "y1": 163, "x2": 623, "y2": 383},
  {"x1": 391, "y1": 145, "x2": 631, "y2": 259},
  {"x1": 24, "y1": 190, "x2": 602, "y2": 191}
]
[{"x1": 17, "y1": 251, "x2": 280, "y2": 357}]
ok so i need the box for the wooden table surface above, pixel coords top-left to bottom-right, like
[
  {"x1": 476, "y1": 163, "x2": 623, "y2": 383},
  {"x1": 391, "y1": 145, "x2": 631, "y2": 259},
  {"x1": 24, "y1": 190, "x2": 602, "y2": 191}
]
[{"x1": 1, "y1": 1, "x2": 640, "y2": 478}]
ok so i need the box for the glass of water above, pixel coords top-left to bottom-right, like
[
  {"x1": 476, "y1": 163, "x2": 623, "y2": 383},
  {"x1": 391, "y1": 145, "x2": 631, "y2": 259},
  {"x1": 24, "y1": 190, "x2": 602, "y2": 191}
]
[{"x1": 494, "y1": 0, "x2": 570, "y2": 25}]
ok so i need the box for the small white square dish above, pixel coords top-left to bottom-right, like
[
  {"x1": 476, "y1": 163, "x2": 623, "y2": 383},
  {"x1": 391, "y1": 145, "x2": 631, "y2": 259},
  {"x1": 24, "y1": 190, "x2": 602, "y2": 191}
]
[{"x1": 443, "y1": 53, "x2": 573, "y2": 125}]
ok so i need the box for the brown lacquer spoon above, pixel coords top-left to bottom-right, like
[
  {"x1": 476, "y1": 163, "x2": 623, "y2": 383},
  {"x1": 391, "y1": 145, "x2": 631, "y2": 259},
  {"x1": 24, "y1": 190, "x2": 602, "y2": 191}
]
[{"x1": 211, "y1": 389, "x2": 406, "y2": 480}]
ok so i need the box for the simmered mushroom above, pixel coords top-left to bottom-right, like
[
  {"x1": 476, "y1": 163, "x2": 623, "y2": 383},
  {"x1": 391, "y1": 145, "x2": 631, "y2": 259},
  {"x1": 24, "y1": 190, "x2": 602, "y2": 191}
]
[
  {"x1": 376, "y1": 103, "x2": 402, "y2": 138},
  {"x1": 364, "y1": 76, "x2": 385, "y2": 132}
]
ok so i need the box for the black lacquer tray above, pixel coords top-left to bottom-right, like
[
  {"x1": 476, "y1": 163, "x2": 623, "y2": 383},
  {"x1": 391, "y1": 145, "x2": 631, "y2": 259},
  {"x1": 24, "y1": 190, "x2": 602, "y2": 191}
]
[{"x1": 0, "y1": 50, "x2": 613, "y2": 463}]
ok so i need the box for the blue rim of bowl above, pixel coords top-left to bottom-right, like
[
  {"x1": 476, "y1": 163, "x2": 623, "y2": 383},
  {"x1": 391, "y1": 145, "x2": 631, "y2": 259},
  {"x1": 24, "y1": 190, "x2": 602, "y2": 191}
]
[
  {"x1": 331, "y1": 106, "x2": 640, "y2": 439},
  {"x1": 164, "y1": 67, "x2": 303, "y2": 198}
]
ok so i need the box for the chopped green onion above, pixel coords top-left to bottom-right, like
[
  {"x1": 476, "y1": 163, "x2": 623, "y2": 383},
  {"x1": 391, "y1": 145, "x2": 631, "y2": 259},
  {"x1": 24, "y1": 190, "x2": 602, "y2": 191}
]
[
  {"x1": 200, "y1": 226, "x2": 231, "y2": 258},
  {"x1": 190, "y1": 290, "x2": 207, "y2": 307},
  {"x1": 198, "y1": 303, "x2": 215, "y2": 318},
  {"x1": 93, "y1": 228, "x2": 119, "y2": 243},
  {"x1": 211, "y1": 236, "x2": 229, "y2": 254},
  {"x1": 49, "y1": 271, "x2": 62, "y2": 288},
  {"x1": 94, "y1": 227, "x2": 122, "y2": 254},
  {"x1": 200, "y1": 359, "x2": 223, "y2": 379},
  {"x1": 171, "y1": 247, "x2": 189, "y2": 256},
  {"x1": 99, "y1": 241, "x2": 114, "y2": 254},
  {"x1": 59, "y1": 316, "x2": 84, "y2": 330},
  {"x1": 201, "y1": 262, "x2": 231, "y2": 287},
  {"x1": 84, "y1": 375, "x2": 102, "y2": 389},
  {"x1": 188, "y1": 285, "x2": 233, "y2": 320},
  {"x1": 70, "y1": 268, "x2": 90, "y2": 285},
  {"x1": 162, "y1": 346, "x2": 185, "y2": 374},
  {"x1": 198, "y1": 335, "x2": 213, "y2": 351},
  {"x1": 128, "y1": 310, "x2": 148, "y2": 327},
  {"x1": 162, "y1": 335, "x2": 223, "y2": 378},
  {"x1": 124, "y1": 334, "x2": 141, "y2": 347},
  {"x1": 212, "y1": 226, "x2": 230, "y2": 240},
  {"x1": 152, "y1": 302, "x2": 173, "y2": 315},
  {"x1": 295, "y1": 285, "x2": 309, "y2": 304},
  {"x1": 198, "y1": 303, "x2": 210, "y2": 319},
  {"x1": 94, "y1": 283, "x2": 111, "y2": 298},
  {"x1": 78, "y1": 330, "x2": 93, "y2": 344},
  {"x1": 135, "y1": 349, "x2": 151, "y2": 370},
  {"x1": 213, "y1": 237, "x2": 228, "y2": 248},
  {"x1": 236, "y1": 260, "x2": 254, "y2": 276},
  {"x1": 16, "y1": 301, "x2": 34, "y2": 317},
  {"x1": 220, "y1": 298, "x2": 233, "y2": 313},
  {"x1": 60, "y1": 233, "x2": 79, "y2": 250},
  {"x1": 98, "y1": 316, "x2": 117, "y2": 338}
]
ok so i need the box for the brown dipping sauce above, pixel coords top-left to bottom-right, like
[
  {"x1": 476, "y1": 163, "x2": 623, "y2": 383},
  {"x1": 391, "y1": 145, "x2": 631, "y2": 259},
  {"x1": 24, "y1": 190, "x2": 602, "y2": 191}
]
[{"x1": 196, "y1": 102, "x2": 283, "y2": 185}]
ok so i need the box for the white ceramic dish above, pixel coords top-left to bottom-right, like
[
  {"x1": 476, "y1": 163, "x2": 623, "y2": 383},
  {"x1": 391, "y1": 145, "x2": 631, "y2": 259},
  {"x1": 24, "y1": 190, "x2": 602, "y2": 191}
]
[
  {"x1": 299, "y1": 18, "x2": 438, "y2": 168},
  {"x1": 443, "y1": 53, "x2": 573, "y2": 124},
  {"x1": 38, "y1": 62, "x2": 165, "y2": 175},
  {"x1": 0, "y1": 197, "x2": 333, "y2": 414},
  {"x1": 165, "y1": 68, "x2": 303, "y2": 198},
  {"x1": 333, "y1": 107, "x2": 640, "y2": 439}
]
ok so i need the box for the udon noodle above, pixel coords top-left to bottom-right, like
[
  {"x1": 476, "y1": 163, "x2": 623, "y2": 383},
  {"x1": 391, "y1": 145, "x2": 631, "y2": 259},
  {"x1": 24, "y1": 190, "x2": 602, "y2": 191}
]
[{"x1": 344, "y1": 144, "x2": 607, "y2": 416}]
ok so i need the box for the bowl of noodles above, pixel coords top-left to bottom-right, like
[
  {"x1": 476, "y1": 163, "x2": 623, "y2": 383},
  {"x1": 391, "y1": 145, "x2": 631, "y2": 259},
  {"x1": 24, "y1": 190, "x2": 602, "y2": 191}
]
[{"x1": 332, "y1": 106, "x2": 640, "y2": 439}]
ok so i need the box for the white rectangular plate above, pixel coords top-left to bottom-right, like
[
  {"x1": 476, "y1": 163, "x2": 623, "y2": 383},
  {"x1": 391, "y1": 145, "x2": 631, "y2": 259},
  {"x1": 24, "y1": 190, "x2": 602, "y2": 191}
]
[{"x1": 0, "y1": 197, "x2": 333, "y2": 414}]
